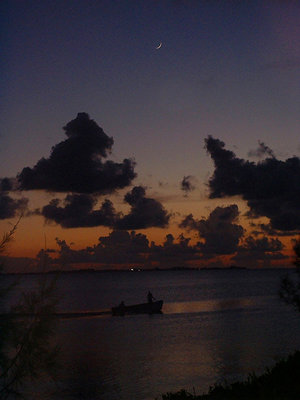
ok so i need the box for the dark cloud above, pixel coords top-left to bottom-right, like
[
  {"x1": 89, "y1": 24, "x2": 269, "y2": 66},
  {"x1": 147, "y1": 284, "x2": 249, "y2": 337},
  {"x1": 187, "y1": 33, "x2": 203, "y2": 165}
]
[
  {"x1": 93, "y1": 230, "x2": 150, "y2": 265},
  {"x1": 41, "y1": 194, "x2": 118, "y2": 228},
  {"x1": 35, "y1": 248, "x2": 58, "y2": 269},
  {"x1": 0, "y1": 194, "x2": 28, "y2": 220},
  {"x1": 150, "y1": 233, "x2": 200, "y2": 266},
  {"x1": 0, "y1": 179, "x2": 28, "y2": 220},
  {"x1": 18, "y1": 113, "x2": 136, "y2": 194},
  {"x1": 116, "y1": 186, "x2": 170, "y2": 230},
  {"x1": 251, "y1": 222, "x2": 300, "y2": 237},
  {"x1": 242, "y1": 236, "x2": 284, "y2": 252},
  {"x1": 233, "y1": 236, "x2": 287, "y2": 267},
  {"x1": 180, "y1": 175, "x2": 197, "y2": 196},
  {"x1": 205, "y1": 136, "x2": 300, "y2": 231},
  {"x1": 40, "y1": 186, "x2": 170, "y2": 230},
  {"x1": 248, "y1": 141, "x2": 275, "y2": 159},
  {"x1": 0, "y1": 178, "x2": 14, "y2": 191},
  {"x1": 179, "y1": 204, "x2": 244, "y2": 256}
]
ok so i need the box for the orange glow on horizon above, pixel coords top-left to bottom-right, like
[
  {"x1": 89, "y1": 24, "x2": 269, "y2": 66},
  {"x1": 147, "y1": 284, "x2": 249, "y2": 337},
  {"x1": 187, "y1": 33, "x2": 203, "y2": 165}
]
[{"x1": 0, "y1": 200, "x2": 298, "y2": 271}]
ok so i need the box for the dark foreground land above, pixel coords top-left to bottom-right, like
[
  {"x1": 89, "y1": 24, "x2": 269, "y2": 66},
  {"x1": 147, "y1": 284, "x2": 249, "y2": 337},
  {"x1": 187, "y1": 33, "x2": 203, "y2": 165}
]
[{"x1": 160, "y1": 351, "x2": 300, "y2": 400}]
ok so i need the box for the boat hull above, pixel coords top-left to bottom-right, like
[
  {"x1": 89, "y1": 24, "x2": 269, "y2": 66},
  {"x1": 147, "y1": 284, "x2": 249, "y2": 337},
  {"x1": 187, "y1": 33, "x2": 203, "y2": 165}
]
[{"x1": 112, "y1": 300, "x2": 163, "y2": 316}]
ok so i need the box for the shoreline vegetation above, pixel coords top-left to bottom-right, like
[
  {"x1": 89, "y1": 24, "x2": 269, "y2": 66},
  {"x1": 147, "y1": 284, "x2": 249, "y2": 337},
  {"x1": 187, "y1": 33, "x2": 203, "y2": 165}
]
[{"x1": 159, "y1": 351, "x2": 300, "y2": 400}]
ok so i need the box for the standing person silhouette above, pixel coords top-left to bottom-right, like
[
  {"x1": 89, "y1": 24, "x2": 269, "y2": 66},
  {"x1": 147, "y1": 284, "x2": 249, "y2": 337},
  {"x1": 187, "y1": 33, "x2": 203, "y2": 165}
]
[{"x1": 147, "y1": 291, "x2": 155, "y2": 303}]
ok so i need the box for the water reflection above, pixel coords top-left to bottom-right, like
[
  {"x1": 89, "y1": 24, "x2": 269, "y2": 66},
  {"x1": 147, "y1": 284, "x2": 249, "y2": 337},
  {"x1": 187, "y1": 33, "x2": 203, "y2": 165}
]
[
  {"x1": 204, "y1": 298, "x2": 300, "y2": 387},
  {"x1": 55, "y1": 353, "x2": 121, "y2": 399},
  {"x1": 2, "y1": 270, "x2": 300, "y2": 400},
  {"x1": 52, "y1": 319, "x2": 123, "y2": 399},
  {"x1": 163, "y1": 297, "x2": 263, "y2": 315}
]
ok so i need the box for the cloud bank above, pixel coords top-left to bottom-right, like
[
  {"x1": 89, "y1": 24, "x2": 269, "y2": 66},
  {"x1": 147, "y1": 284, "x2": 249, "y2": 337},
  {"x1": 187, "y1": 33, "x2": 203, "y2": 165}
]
[
  {"x1": 37, "y1": 231, "x2": 200, "y2": 269},
  {"x1": 35, "y1": 218, "x2": 286, "y2": 270},
  {"x1": 233, "y1": 236, "x2": 288, "y2": 267}
]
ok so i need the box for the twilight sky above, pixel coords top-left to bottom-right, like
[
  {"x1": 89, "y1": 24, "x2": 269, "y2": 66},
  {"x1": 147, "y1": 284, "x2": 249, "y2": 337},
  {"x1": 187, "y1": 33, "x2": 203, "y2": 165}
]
[{"x1": 1, "y1": 0, "x2": 300, "y2": 271}]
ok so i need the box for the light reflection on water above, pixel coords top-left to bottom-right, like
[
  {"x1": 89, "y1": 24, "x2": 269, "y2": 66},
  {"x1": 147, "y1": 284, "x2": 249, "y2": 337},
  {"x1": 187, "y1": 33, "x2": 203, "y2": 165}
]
[
  {"x1": 50, "y1": 301, "x2": 299, "y2": 400},
  {"x1": 163, "y1": 297, "x2": 264, "y2": 314},
  {"x1": 5, "y1": 269, "x2": 300, "y2": 399}
]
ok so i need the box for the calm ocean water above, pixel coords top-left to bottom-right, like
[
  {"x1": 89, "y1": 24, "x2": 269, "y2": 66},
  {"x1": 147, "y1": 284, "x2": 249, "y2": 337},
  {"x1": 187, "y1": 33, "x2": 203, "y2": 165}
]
[{"x1": 4, "y1": 269, "x2": 300, "y2": 399}]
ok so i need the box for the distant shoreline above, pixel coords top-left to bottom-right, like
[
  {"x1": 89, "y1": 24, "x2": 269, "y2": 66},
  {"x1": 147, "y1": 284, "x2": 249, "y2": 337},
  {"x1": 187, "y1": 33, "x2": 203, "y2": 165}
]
[{"x1": 1, "y1": 265, "x2": 295, "y2": 276}]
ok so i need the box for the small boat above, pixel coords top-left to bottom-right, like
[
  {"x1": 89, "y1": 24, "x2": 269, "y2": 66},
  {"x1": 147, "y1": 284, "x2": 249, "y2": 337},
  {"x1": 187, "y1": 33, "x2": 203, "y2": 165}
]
[{"x1": 112, "y1": 300, "x2": 163, "y2": 316}]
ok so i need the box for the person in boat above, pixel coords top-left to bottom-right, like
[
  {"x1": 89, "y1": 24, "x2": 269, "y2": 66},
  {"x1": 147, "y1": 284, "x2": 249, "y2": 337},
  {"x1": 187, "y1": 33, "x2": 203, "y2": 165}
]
[{"x1": 147, "y1": 291, "x2": 155, "y2": 304}]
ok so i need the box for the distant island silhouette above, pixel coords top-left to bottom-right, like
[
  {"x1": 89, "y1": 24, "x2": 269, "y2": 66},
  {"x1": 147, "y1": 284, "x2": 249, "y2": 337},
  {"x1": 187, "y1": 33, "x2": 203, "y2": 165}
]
[{"x1": 5, "y1": 265, "x2": 294, "y2": 276}]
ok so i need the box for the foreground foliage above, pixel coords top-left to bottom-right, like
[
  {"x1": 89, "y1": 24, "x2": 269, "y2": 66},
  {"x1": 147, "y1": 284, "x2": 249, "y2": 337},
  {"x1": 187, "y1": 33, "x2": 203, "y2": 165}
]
[
  {"x1": 0, "y1": 223, "x2": 59, "y2": 399},
  {"x1": 160, "y1": 351, "x2": 300, "y2": 400}
]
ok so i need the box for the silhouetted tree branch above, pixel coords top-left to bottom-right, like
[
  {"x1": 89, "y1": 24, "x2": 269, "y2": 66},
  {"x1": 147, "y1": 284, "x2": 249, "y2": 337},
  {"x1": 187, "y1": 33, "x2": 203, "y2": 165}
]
[{"x1": 0, "y1": 222, "x2": 59, "y2": 399}]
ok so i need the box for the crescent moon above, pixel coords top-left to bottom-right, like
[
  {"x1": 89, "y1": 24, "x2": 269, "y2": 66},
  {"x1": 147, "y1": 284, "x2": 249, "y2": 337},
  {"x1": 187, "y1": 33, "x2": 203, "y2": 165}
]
[{"x1": 156, "y1": 42, "x2": 162, "y2": 50}]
